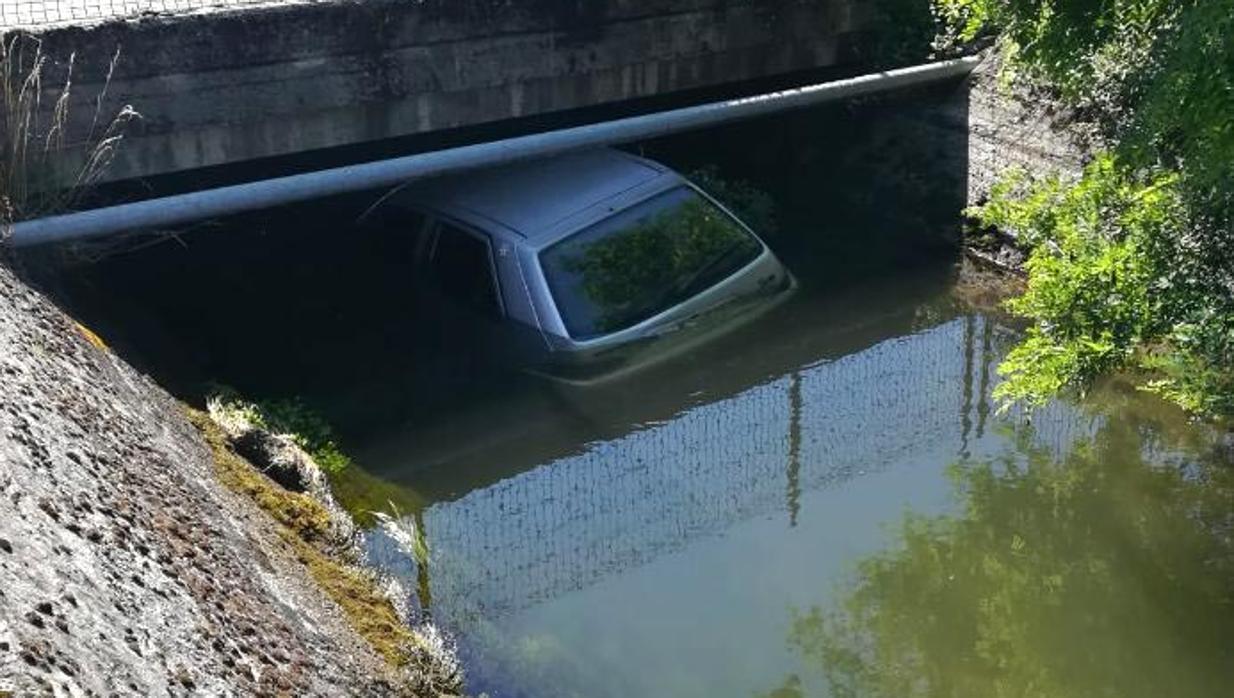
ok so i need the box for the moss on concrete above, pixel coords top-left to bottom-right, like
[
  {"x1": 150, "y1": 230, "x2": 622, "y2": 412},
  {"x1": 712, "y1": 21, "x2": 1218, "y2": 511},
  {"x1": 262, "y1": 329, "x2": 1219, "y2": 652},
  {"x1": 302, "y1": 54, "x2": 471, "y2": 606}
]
[
  {"x1": 183, "y1": 407, "x2": 422, "y2": 671},
  {"x1": 186, "y1": 408, "x2": 334, "y2": 542},
  {"x1": 281, "y1": 531, "x2": 420, "y2": 667},
  {"x1": 327, "y1": 464, "x2": 427, "y2": 529}
]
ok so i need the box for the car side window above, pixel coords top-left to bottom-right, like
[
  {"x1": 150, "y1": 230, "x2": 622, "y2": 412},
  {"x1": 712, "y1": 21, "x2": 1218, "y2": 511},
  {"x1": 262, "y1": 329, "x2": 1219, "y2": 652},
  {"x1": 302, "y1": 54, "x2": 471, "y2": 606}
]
[
  {"x1": 349, "y1": 207, "x2": 429, "y2": 302},
  {"x1": 429, "y1": 222, "x2": 502, "y2": 318},
  {"x1": 361, "y1": 205, "x2": 428, "y2": 259}
]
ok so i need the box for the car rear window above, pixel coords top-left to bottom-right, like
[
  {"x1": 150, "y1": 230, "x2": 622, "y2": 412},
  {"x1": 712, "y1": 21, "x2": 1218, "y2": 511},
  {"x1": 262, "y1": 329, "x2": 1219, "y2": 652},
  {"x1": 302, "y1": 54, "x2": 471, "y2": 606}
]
[{"x1": 540, "y1": 186, "x2": 763, "y2": 339}]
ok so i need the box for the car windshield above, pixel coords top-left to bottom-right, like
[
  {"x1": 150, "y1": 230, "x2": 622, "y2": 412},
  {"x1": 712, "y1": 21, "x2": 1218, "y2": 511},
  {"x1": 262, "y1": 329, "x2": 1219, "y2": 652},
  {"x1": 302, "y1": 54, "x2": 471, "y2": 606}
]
[{"x1": 540, "y1": 186, "x2": 763, "y2": 339}]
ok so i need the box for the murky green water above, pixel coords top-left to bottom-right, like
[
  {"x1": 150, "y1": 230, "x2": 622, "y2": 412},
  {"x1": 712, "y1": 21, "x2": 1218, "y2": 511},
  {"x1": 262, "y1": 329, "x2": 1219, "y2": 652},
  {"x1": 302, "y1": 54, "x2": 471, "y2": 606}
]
[
  {"x1": 352, "y1": 258, "x2": 1234, "y2": 698},
  {"x1": 50, "y1": 93, "x2": 1234, "y2": 697}
]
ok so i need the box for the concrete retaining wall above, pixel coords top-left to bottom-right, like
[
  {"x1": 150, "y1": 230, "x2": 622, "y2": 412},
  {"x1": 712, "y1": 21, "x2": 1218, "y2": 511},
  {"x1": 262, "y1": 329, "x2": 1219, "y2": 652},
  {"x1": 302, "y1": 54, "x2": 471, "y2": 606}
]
[
  {"x1": 815, "y1": 50, "x2": 1089, "y2": 249},
  {"x1": 29, "y1": 0, "x2": 867, "y2": 184}
]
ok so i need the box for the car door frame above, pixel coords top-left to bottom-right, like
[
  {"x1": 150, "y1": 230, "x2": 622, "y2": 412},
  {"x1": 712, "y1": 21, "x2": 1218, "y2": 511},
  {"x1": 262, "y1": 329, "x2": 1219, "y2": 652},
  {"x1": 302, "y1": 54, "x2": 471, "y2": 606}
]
[{"x1": 421, "y1": 213, "x2": 508, "y2": 321}]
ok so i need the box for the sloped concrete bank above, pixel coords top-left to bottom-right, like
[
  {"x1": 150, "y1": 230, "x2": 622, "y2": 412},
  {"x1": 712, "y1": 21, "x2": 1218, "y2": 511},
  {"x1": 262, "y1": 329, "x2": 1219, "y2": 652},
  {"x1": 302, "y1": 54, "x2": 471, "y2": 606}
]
[{"x1": 0, "y1": 256, "x2": 458, "y2": 695}]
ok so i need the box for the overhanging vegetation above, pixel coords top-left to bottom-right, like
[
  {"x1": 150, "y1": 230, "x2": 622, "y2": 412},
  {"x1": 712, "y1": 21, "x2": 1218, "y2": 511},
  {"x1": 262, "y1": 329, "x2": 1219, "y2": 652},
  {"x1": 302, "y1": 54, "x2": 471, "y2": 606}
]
[{"x1": 948, "y1": 0, "x2": 1234, "y2": 417}]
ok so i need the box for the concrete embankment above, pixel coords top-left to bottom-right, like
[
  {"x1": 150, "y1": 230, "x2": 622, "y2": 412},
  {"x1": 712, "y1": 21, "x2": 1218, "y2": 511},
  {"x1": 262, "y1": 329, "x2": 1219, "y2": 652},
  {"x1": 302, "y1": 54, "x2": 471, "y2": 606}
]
[{"x1": 0, "y1": 256, "x2": 456, "y2": 695}]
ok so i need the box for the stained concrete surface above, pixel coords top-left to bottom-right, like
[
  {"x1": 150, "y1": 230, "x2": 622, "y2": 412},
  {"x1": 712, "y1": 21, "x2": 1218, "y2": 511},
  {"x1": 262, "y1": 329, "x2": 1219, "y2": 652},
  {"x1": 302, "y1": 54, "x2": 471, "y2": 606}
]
[{"x1": 0, "y1": 257, "x2": 428, "y2": 695}]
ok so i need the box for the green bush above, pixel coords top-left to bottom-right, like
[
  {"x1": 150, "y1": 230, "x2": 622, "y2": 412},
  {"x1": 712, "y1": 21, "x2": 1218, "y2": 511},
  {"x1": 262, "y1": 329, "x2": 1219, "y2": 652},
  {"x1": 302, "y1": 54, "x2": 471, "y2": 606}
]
[
  {"x1": 972, "y1": 156, "x2": 1190, "y2": 407},
  {"x1": 949, "y1": 0, "x2": 1234, "y2": 417}
]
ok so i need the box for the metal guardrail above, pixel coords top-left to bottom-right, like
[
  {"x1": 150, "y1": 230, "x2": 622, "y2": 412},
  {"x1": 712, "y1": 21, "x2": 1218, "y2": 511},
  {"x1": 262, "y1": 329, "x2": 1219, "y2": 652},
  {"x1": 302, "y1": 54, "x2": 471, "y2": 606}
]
[{"x1": 0, "y1": 0, "x2": 321, "y2": 29}]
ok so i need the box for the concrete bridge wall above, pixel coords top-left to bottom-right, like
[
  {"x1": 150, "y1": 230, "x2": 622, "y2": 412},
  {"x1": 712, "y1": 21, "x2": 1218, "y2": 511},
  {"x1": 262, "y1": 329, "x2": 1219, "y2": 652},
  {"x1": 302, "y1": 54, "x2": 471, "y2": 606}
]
[{"x1": 28, "y1": 0, "x2": 869, "y2": 185}]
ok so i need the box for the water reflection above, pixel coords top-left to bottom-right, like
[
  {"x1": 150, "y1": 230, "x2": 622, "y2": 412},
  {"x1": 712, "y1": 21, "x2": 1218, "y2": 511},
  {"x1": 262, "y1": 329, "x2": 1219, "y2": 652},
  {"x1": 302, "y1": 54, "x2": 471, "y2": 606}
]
[
  {"x1": 773, "y1": 412, "x2": 1234, "y2": 698},
  {"x1": 438, "y1": 332, "x2": 917, "y2": 614},
  {"x1": 356, "y1": 262, "x2": 961, "y2": 499},
  {"x1": 356, "y1": 262, "x2": 1230, "y2": 698},
  {"x1": 542, "y1": 186, "x2": 763, "y2": 337},
  {"x1": 376, "y1": 310, "x2": 1085, "y2": 615}
]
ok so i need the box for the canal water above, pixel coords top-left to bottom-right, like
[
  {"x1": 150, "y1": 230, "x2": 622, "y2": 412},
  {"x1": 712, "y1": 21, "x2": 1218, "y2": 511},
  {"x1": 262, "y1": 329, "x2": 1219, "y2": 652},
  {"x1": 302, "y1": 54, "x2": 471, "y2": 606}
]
[
  {"x1": 44, "y1": 94, "x2": 1234, "y2": 696},
  {"x1": 352, "y1": 255, "x2": 1234, "y2": 698}
]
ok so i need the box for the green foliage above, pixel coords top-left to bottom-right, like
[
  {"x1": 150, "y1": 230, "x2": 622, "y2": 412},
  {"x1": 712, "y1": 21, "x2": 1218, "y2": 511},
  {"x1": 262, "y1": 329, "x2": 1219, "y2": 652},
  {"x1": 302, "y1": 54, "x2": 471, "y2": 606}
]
[
  {"x1": 209, "y1": 388, "x2": 352, "y2": 474},
  {"x1": 1140, "y1": 320, "x2": 1234, "y2": 416},
  {"x1": 932, "y1": 0, "x2": 992, "y2": 47},
  {"x1": 778, "y1": 419, "x2": 1234, "y2": 697},
  {"x1": 255, "y1": 397, "x2": 352, "y2": 474},
  {"x1": 944, "y1": 0, "x2": 1234, "y2": 416},
  {"x1": 206, "y1": 389, "x2": 439, "y2": 526},
  {"x1": 935, "y1": 0, "x2": 1182, "y2": 105},
  {"x1": 972, "y1": 156, "x2": 1190, "y2": 407},
  {"x1": 1123, "y1": 0, "x2": 1234, "y2": 213}
]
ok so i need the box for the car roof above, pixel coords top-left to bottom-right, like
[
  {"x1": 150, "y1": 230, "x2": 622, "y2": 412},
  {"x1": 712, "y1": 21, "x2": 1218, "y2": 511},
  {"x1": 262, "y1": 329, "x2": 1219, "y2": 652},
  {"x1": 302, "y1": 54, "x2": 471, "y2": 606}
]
[{"x1": 396, "y1": 149, "x2": 671, "y2": 242}]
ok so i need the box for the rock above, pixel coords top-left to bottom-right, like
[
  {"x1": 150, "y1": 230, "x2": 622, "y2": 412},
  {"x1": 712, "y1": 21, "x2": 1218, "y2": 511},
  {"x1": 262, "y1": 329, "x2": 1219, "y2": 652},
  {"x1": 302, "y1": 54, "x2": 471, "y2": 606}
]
[
  {"x1": 224, "y1": 423, "x2": 358, "y2": 547},
  {"x1": 234, "y1": 429, "x2": 317, "y2": 493}
]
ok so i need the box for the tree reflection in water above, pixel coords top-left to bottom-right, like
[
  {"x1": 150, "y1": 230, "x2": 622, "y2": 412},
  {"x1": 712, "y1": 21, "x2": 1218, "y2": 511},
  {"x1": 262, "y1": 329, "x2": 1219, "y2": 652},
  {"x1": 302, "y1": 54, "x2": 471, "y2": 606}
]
[
  {"x1": 765, "y1": 412, "x2": 1234, "y2": 698},
  {"x1": 552, "y1": 191, "x2": 759, "y2": 335}
]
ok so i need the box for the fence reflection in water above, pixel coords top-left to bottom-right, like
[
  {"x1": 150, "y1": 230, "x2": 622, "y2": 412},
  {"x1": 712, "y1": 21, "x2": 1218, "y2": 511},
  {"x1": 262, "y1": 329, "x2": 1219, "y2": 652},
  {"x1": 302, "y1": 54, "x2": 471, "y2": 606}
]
[{"x1": 366, "y1": 314, "x2": 1095, "y2": 622}]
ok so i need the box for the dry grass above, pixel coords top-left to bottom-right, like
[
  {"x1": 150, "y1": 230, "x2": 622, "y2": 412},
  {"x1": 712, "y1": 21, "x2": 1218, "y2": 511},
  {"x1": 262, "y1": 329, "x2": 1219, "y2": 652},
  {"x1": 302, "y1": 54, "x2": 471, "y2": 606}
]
[{"x1": 1, "y1": 32, "x2": 138, "y2": 238}]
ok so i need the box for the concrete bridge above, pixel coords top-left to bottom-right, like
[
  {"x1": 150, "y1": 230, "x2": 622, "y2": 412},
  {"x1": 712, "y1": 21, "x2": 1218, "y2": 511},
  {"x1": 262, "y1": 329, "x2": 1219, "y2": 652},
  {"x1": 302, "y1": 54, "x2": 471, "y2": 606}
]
[{"x1": 12, "y1": 0, "x2": 877, "y2": 186}]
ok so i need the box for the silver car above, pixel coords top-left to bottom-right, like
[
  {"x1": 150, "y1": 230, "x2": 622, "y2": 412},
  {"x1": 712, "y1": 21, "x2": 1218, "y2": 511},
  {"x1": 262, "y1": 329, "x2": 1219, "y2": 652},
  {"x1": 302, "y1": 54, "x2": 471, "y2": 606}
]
[{"x1": 360, "y1": 148, "x2": 795, "y2": 382}]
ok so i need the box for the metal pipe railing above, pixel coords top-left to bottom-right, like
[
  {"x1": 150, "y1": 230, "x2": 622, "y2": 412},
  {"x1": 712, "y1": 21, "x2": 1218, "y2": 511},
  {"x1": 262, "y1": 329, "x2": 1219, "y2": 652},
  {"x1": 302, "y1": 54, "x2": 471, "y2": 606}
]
[{"x1": 6, "y1": 56, "x2": 979, "y2": 248}]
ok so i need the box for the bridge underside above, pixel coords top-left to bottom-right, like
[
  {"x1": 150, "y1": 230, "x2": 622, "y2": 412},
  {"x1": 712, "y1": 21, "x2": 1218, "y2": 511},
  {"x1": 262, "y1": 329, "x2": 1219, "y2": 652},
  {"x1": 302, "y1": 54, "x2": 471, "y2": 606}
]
[{"x1": 25, "y1": 0, "x2": 872, "y2": 186}]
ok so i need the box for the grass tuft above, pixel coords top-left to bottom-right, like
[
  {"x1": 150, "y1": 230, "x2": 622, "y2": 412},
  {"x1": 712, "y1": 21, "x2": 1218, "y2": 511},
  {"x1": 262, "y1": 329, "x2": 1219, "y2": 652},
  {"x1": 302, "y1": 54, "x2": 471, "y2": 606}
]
[{"x1": 1, "y1": 32, "x2": 139, "y2": 236}]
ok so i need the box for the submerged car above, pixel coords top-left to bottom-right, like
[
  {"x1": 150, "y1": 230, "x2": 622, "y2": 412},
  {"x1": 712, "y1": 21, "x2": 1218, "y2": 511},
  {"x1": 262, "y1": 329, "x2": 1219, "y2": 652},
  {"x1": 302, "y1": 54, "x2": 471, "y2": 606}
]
[{"x1": 359, "y1": 148, "x2": 795, "y2": 382}]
